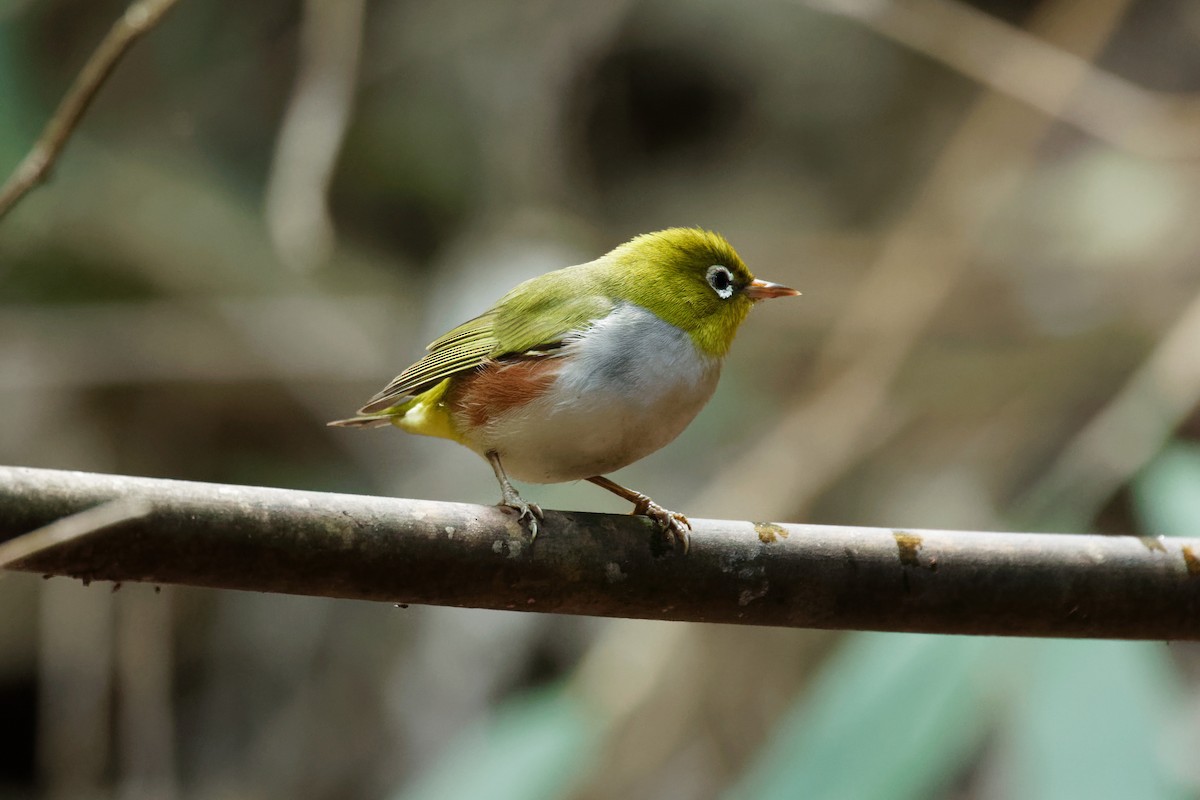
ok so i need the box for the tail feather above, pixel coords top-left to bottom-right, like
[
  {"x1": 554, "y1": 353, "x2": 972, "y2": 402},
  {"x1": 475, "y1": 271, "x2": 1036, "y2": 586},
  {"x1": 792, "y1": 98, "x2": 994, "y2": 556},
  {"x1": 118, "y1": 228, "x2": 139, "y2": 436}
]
[
  {"x1": 330, "y1": 393, "x2": 422, "y2": 431},
  {"x1": 327, "y1": 415, "x2": 394, "y2": 429}
]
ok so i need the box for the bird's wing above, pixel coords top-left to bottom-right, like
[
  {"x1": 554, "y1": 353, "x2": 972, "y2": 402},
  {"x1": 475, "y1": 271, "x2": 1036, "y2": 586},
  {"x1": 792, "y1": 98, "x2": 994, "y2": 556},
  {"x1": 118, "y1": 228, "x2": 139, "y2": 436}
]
[
  {"x1": 488, "y1": 267, "x2": 613, "y2": 357},
  {"x1": 358, "y1": 269, "x2": 612, "y2": 414},
  {"x1": 358, "y1": 311, "x2": 499, "y2": 413}
]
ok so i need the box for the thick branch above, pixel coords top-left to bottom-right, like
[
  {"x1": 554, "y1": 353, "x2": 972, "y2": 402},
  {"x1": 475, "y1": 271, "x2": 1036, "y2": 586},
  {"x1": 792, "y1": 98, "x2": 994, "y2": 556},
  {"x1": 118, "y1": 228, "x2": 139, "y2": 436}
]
[{"x1": 1, "y1": 466, "x2": 1197, "y2": 640}]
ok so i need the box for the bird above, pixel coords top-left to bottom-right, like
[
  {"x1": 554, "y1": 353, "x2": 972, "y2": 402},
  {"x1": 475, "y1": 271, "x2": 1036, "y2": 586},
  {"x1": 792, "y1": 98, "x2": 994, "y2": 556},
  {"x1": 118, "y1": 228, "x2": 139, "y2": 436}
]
[{"x1": 330, "y1": 228, "x2": 799, "y2": 552}]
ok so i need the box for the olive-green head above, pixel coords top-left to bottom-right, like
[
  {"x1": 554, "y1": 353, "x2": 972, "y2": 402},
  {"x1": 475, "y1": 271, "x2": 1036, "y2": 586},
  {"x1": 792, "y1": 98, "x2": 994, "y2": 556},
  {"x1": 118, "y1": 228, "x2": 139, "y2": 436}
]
[{"x1": 599, "y1": 228, "x2": 799, "y2": 357}]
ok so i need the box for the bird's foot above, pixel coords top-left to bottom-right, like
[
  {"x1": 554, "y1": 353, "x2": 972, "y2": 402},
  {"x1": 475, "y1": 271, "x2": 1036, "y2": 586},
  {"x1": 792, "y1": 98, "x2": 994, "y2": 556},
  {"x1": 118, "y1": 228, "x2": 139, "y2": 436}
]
[
  {"x1": 584, "y1": 476, "x2": 691, "y2": 554},
  {"x1": 489, "y1": 450, "x2": 543, "y2": 540},
  {"x1": 633, "y1": 497, "x2": 692, "y2": 554},
  {"x1": 499, "y1": 489, "x2": 543, "y2": 540}
]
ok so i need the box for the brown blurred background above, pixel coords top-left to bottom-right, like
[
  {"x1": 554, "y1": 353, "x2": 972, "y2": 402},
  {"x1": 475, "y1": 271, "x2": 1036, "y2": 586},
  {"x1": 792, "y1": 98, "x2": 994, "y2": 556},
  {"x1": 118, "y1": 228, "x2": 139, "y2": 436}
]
[{"x1": 2, "y1": 0, "x2": 1200, "y2": 798}]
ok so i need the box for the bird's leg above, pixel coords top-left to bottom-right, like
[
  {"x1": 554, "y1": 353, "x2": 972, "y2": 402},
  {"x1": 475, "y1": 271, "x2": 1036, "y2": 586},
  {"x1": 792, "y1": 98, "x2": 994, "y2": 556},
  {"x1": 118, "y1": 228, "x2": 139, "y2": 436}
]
[
  {"x1": 487, "y1": 451, "x2": 543, "y2": 539},
  {"x1": 586, "y1": 475, "x2": 691, "y2": 553}
]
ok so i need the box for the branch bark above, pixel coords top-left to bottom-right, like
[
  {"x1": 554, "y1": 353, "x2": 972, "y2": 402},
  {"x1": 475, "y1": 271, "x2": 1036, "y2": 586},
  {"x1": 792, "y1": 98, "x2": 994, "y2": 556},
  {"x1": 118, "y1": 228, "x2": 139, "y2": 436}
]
[{"x1": 1, "y1": 466, "x2": 1197, "y2": 640}]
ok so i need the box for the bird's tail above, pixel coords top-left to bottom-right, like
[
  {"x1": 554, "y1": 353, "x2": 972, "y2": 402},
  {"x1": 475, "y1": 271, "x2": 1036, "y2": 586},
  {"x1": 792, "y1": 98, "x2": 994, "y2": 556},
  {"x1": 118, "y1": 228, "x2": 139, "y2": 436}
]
[
  {"x1": 327, "y1": 414, "x2": 394, "y2": 429},
  {"x1": 328, "y1": 394, "x2": 420, "y2": 429}
]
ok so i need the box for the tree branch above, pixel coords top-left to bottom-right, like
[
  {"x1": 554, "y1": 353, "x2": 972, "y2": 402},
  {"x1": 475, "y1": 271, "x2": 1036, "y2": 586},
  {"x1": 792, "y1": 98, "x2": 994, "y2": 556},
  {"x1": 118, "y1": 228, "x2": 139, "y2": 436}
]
[
  {"x1": 0, "y1": 0, "x2": 182, "y2": 222},
  {"x1": 0, "y1": 465, "x2": 1196, "y2": 640}
]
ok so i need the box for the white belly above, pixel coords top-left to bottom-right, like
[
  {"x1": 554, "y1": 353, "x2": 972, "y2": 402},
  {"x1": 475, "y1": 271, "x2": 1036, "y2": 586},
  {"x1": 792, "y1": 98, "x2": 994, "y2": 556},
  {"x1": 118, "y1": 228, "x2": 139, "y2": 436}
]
[{"x1": 463, "y1": 303, "x2": 721, "y2": 483}]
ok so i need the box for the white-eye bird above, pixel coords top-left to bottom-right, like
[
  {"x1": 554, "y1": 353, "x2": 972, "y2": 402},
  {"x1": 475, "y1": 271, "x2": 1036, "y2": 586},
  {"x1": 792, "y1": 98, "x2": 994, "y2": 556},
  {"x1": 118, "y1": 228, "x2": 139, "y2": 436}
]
[{"x1": 330, "y1": 228, "x2": 799, "y2": 551}]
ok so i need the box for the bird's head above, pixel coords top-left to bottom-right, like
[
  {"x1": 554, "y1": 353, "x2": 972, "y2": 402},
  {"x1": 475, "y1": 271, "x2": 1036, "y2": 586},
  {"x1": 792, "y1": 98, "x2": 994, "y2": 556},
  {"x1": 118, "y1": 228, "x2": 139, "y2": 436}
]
[{"x1": 602, "y1": 228, "x2": 799, "y2": 357}]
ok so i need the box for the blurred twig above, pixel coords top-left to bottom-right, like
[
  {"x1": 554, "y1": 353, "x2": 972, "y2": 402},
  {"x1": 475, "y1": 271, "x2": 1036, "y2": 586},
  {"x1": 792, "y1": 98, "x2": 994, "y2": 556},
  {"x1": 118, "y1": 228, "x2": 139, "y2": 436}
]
[
  {"x1": 706, "y1": 0, "x2": 1134, "y2": 520},
  {"x1": 264, "y1": 0, "x2": 366, "y2": 272},
  {"x1": 116, "y1": 586, "x2": 178, "y2": 800},
  {"x1": 0, "y1": 498, "x2": 151, "y2": 570},
  {"x1": 0, "y1": 0, "x2": 36, "y2": 23},
  {"x1": 0, "y1": 124, "x2": 422, "y2": 488},
  {"x1": 0, "y1": 296, "x2": 394, "y2": 390},
  {"x1": 2, "y1": 465, "x2": 1198, "y2": 640},
  {"x1": 38, "y1": 579, "x2": 115, "y2": 800},
  {"x1": 809, "y1": 0, "x2": 1200, "y2": 160},
  {"x1": 0, "y1": 0, "x2": 182, "y2": 222},
  {"x1": 1015, "y1": 284, "x2": 1200, "y2": 528}
]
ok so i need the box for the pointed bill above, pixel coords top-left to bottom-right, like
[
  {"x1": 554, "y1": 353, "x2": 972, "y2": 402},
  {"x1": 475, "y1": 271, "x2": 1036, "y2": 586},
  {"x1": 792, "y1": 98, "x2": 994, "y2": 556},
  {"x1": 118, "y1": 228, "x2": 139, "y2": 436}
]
[{"x1": 743, "y1": 278, "x2": 800, "y2": 300}]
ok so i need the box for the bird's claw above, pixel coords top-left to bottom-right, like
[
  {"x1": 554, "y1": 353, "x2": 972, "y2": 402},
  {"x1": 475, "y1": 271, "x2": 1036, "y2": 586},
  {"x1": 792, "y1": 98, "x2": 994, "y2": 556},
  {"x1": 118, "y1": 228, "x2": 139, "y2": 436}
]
[
  {"x1": 634, "y1": 498, "x2": 692, "y2": 554},
  {"x1": 488, "y1": 452, "x2": 542, "y2": 541},
  {"x1": 500, "y1": 496, "x2": 543, "y2": 540}
]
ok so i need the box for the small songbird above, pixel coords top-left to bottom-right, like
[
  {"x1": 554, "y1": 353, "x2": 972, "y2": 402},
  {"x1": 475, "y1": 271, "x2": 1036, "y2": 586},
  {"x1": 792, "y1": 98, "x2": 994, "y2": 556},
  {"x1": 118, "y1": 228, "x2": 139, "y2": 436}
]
[{"x1": 330, "y1": 228, "x2": 799, "y2": 551}]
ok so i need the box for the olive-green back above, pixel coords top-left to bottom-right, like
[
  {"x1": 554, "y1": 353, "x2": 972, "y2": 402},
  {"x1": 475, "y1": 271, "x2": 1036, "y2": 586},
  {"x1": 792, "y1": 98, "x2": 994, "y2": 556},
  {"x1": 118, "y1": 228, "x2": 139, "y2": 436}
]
[{"x1": 358, "y1": 262, "x2": 612, "y2": 414}]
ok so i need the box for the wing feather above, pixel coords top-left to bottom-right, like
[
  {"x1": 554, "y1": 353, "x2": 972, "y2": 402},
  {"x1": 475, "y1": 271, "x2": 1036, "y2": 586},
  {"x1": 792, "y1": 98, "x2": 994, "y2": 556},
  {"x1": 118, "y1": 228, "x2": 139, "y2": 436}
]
[{"x1": 357, "y1": 262, "x2": 614, "y2": 415}]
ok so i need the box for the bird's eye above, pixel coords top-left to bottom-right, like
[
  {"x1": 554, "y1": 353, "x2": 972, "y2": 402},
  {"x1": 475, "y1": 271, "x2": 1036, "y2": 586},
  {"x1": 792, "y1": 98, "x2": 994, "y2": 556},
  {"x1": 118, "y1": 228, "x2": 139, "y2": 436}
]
[{"x1": 707, "y1": 265, "x2": 735, "y2": 299}]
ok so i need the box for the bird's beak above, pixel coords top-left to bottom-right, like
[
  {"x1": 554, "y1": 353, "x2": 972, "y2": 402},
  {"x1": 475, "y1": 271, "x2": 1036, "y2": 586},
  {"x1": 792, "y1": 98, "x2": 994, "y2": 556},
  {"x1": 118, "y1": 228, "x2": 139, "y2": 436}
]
[{"x1": 743, "y1": 278, "x2": 800, "y2": 301}]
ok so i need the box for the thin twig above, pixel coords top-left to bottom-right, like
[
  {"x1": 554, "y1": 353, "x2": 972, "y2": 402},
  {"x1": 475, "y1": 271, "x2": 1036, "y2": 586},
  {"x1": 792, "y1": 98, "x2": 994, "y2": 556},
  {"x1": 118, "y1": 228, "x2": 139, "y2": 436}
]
[
  {"x1": 1, "y1": 466, "x2": 1197, "y2": 640},
  {"x1": 0, "y1": 0, "x2": 182, "y2": 222}
]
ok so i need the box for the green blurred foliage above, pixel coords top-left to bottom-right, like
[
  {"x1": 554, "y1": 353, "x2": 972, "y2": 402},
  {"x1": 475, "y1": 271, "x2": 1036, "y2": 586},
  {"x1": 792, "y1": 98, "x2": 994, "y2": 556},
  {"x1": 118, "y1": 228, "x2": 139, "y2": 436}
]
[
  {"x1": 728, "y1": 634, "x2": 1007, "y2": 800},
  {"x1": 1002, "y1": 639, "x2": 1189, "y2": 800},
  {"x1": 1135, "y1": 443, "x2": 1200, "y2": 539},
  {"x1": 394, "y1": 687, "x2": 598, "y2": 800}
]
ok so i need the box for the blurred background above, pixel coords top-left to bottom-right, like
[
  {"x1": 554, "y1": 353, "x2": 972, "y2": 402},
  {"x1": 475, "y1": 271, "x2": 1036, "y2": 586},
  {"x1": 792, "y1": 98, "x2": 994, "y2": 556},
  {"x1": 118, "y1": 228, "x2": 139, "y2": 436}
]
[{"x1": 3, "y1": 0, "x2": 1200, "y2": 797}]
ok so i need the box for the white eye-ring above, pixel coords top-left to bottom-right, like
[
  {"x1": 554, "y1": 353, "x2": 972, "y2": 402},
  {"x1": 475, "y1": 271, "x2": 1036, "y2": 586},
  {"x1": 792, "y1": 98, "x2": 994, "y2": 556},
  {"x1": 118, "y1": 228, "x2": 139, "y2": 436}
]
[{"x1": 706, "y1": 265, "x2": 735, "y2": 299}]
